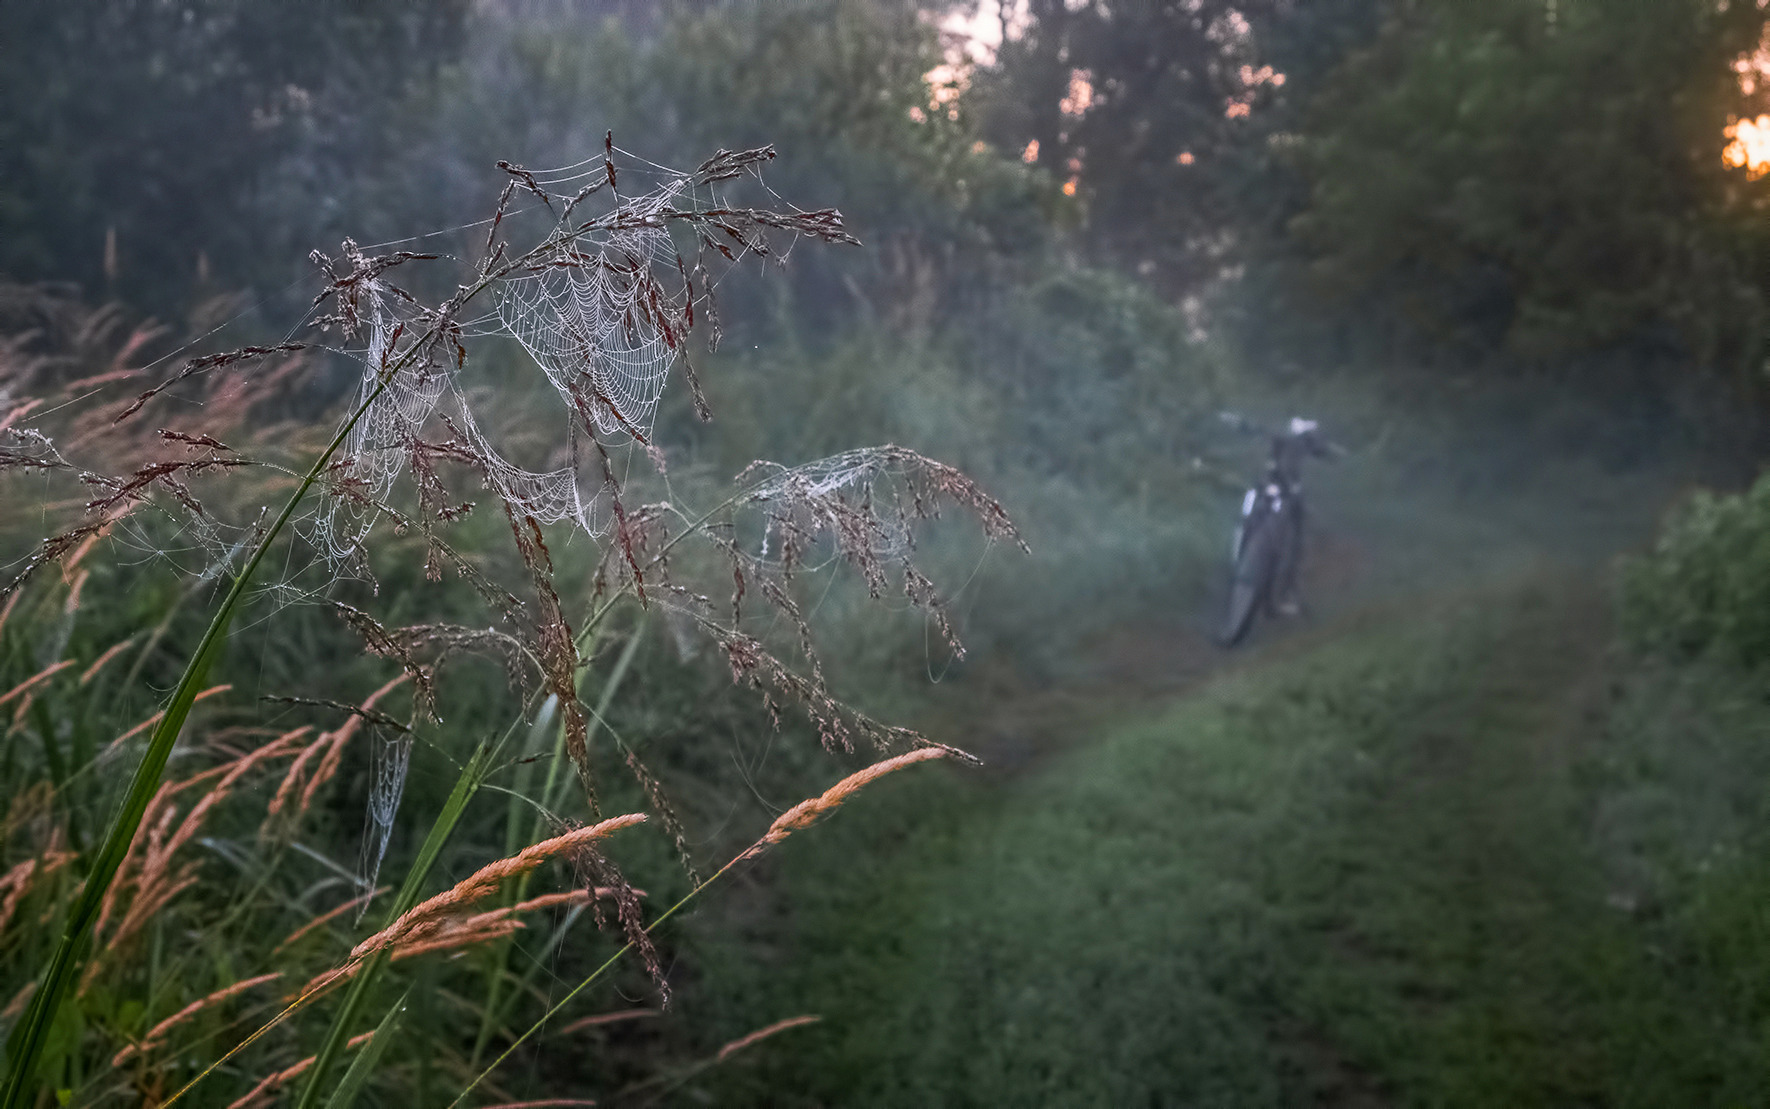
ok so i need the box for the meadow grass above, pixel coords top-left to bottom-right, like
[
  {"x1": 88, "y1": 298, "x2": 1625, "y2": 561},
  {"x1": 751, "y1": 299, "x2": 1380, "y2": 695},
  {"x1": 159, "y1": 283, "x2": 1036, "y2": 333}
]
[
  {"x1": 691, "y1": 573, "x2": 1770, "y2": 1105},
  {"x1": 0, "y1": 142, "x2": 1015, "y2": 1105}
]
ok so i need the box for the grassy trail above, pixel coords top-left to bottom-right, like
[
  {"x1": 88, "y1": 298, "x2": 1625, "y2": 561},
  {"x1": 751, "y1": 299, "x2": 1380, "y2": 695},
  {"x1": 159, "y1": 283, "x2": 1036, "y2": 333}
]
[
  {"x1": 692, "y1": 555, "x2": 1770, "y2": 1105},
  {"x1": 675, "y1": 419, "x2": 1770, "y2": 1105}
]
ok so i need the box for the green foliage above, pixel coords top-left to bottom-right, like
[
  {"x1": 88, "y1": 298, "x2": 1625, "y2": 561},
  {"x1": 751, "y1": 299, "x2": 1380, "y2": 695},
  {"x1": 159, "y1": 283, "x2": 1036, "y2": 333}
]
[
  {"x1": 14, "y1": 1, "x2": 1768, "y2": 1103},
  {"x1": 2, "y1": 273, "x2": 498, "y2": 1105},
  {"x1": 958, "y1": 0, "x2": 1770, "y2": 406},
  {"x1": 966, "y1": 267, "x2": 1222, "y2": 485},
  {"x1": 0, "y1": 77, "x2": 1047, "y2": 1097},
  {"x1": 0, "y1": 1, "x2": 469, "y2": 309},
  {"x1": 1618, "y1": 472, "x2": 1770, "y2": 666},
  {"x1": 0, "y1": 1, "x2": 1222, "y2": 1102},
  {"x1": 679, "y1": 261, "x2": 1227, "y2": 680},
  {"x1": 972, "y1": 0, "x2": 1283, "y2": 291},
  {"x1": 1281, "y1": 0, "x2": 1770, "y2": 370},
  {"x1": 698, "y1": 264, "x2": 1218, "y2": 481}
]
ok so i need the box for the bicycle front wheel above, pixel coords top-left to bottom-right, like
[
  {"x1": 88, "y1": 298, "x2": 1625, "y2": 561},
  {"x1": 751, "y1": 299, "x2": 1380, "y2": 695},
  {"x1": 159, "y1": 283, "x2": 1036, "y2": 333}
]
[{"x1": 1219, "y1": 515, "x2": 1279, "y2": 647}]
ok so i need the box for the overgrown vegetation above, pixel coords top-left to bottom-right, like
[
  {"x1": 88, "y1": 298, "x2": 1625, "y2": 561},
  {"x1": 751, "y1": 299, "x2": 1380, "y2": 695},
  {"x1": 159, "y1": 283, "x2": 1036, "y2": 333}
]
[
  {"x1": 0, "y1": 135, "x2": 1024, "y2": 1103},
  {"x1": 4, "y1": 0, "x2": 1770, "y2": 1102},
  {"x1": 1619, "y1": 472, "x2": 1770, "y2": 667}
]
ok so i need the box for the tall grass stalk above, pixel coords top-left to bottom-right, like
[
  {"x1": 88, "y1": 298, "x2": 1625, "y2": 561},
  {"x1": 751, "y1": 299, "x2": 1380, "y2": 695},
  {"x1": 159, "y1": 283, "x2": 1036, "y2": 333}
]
[
  {"x1": 0, "y1": 336, "x2": 433, "y2": 1105},
  {"x1": 162, "y1": 614, "x2": 628, "y2": 1104},
  {"x1": 450, "y1": 863, "x2": 725, "y2": 1108},
  {"x1": 451, "y1": 747, "x2": 951, "y2": 1105},
  {"x1": 0, "y1": 234, "x2": 531, "y2": 1096},
  {"x1": 156, "y1": 736, "x2": 498, "y2": 1108},
  {"x1": 293, "y1": 600, "x2": 644, "y2": 1102},
  {"x1": 292, "y1": 738, "x2": 498, "y2": 1108},
  {"x1": 0, "y1": 144, "x2": 1011, "y2": 1105},
  {"x1": 4, "y1": 203, "x2": 625, "y2": 1096},
  {"x1": 469, "y1": 623, "x2": 644, "y2": 1071}
]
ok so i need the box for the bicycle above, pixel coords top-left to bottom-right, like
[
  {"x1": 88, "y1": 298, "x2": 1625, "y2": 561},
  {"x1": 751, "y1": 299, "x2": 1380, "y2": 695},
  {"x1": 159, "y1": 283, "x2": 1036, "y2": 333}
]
[{"x1": 1217, "y1": 414, "x2": 1342, "y2": 647}]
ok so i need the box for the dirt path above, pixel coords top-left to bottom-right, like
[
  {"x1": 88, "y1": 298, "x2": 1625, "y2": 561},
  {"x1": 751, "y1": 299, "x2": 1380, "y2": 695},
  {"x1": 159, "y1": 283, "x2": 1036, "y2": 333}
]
[{"x1": 910, "y1": 507, "x2": 1475, "y2": 778}]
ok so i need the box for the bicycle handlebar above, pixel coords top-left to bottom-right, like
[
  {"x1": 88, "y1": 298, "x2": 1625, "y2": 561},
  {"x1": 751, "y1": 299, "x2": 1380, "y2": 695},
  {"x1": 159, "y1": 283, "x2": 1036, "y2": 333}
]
[{"x1": 1218, "y1": 410, "x2": 1347, "y2": 457}]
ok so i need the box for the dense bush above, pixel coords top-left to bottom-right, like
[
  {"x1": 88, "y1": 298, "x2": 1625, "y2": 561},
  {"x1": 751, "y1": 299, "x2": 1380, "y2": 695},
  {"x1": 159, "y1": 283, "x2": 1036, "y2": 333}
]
[{"x1": 1619, "y1": 473, "x2": 1770, "y2": 666}]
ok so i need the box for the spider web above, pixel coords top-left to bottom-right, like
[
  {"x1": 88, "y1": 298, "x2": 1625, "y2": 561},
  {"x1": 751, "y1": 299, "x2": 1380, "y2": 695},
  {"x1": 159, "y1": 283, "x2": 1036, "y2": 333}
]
[
  {"x1": 312, "y1": 282, "x2": 450, "y2": 566},
  {"x1": 358, "y1": 729, "x2": 413, "y2": 898},
  {"x1": 742, "y1": 448, "x2": 932, "y2": 565},
  {"x1": 310, "y1": 165, "x2": 700, "y2": 567},
  {"x1": 303, "y1": 157, "x2": 713, "y2": 876},
  {"x1": 493, "y1": 176, "x2": 686, "y2": 442},
  {"x1": 1, "y1": 142, "x2": 897, "y2": 932}
]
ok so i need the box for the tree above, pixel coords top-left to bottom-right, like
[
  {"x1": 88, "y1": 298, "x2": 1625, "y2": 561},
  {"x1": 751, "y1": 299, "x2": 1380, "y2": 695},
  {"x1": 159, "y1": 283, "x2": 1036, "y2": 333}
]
[
  {"x1": 1279, "y1": 0, "x2": 1770, "y2": 380},
  {"x1": 0, "y1": 1, "x2": 468, "y2": 309},
  {"x1": 970, "y1": 0, "x2": 1294, "y2": 293}
]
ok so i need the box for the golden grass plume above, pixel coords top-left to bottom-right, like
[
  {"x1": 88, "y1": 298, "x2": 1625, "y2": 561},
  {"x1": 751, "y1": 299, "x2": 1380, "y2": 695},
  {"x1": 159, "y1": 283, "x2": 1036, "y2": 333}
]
[{"x1": 742, "y1": 747, "x2": 948, "y2": 861}]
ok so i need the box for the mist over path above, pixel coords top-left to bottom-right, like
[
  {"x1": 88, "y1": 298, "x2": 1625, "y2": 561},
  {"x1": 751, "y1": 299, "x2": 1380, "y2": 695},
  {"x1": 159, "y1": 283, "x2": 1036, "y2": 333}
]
[
  {"x1": 918, "y1": 384, "x2": 1693, "y2": 776},
  {"x1": 691, "y1": 414, "x2": 1758, "y2": 1105}
]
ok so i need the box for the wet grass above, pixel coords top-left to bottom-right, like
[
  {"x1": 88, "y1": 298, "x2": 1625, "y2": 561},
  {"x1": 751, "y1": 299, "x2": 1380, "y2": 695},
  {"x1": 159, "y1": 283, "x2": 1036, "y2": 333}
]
[{"x1": 690, "y1": 572, "x2": 1770, "y2": 1105}]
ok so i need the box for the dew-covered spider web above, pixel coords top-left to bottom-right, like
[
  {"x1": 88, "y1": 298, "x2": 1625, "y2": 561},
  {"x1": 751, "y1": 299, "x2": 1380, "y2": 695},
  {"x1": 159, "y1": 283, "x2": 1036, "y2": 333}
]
[
  {"x1": 742, "y1": 448, "x2": 955, "y2": 567},
  {"x1": 493, "y1": 176, "x2": 687, "y2": 440},
  {"x1": 358, "y1": 729, "x2": 413, "y2": 898},
  {"x1": 300, "y1": 151, "x2": 749, "y2": 887},
  {"x1": 312, "y1": 281, "x2": 450, "y2": 566},
  {"x1": 0, "y1": 137, "x2": 907, "y2": 943},
  {"x1": 310, "y1": 159, "x2": 705, "y2": 569}
]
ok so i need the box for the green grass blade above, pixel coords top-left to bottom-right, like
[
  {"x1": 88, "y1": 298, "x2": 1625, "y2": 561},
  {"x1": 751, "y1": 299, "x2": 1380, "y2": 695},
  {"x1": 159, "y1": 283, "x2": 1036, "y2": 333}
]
[
  {"x1": 327, "y1": 989, "x2": 408, "y2": 1109},
  {"x1": 468, "y1": 695, "x2": 561, "y2": 1070},
  {"x1": 0, "y1": 339, "x2": 422, "y2": 1106},
  {"x1": 464, "y1": 620, "x2": 644, "y2": 1068},
  {"x1": 0, "y1": 615, "x2": 230, "y2": 1103},
  {"x1": 388, "y1": 738, "x2": 499, "y2": 922},
  {"x1": 448, "y1": 854, "x2": 743, "y2": 1109},
  {"x1": 293, "y1": 738, "x2": 497, "y2": 1109}
]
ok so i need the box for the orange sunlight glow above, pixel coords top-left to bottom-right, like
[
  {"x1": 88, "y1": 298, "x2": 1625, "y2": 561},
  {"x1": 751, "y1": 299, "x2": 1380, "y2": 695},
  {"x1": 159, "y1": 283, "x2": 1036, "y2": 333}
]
[
  {"x1": 1727, "y1": 39, "x2": 1770, "y2": 177},
  {"x1": 1734, "y1": 44, "x2": 1770, "y2": 97},
  {"x1": 1225, "y1": 64, "x2": 1284, "y2": 120},
  {"x1": 925, "y1": 62, "x2": 969, "y2": 106},
  {"x1": 1059, "y1": 69, "x2": 1094, "y2": 118},
  {"x1": 1724, "y1": 115, "x2": 1770, "y2": 179}
]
